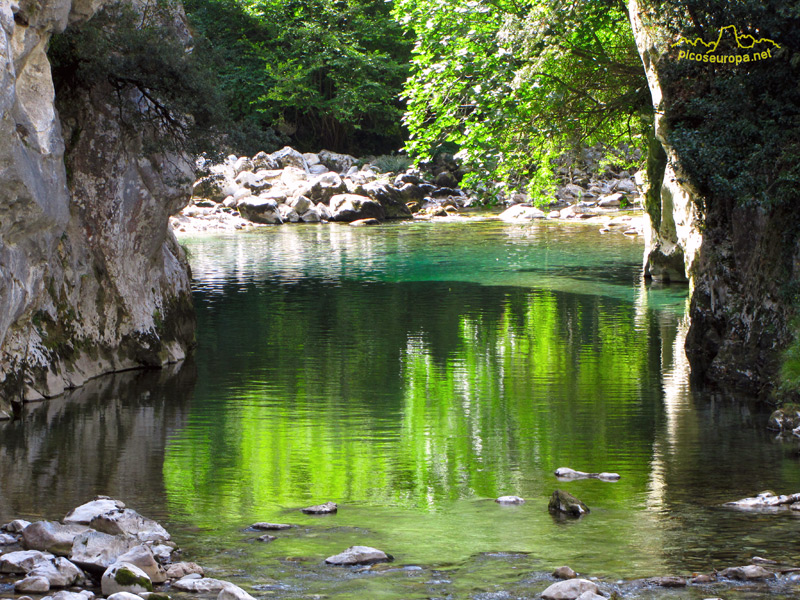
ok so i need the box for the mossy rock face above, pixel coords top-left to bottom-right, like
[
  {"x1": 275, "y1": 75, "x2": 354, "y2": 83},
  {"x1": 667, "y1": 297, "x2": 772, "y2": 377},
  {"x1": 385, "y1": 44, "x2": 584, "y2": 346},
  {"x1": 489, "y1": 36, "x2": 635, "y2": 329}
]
[{"x1": 102, "y1": 562, "x2": 153, "y2": 595}]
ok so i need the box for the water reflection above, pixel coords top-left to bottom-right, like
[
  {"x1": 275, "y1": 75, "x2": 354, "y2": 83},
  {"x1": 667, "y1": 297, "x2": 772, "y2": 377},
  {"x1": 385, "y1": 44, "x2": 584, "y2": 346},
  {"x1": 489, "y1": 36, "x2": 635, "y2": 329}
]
[{"x1": 0, "y1": 363, "x2": 194, "y2": 524}]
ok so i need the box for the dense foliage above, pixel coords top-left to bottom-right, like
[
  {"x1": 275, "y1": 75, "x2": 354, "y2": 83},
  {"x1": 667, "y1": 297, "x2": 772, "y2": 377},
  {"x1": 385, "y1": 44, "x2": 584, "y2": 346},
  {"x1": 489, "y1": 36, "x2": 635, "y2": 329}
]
[
  {"x1": 395, "y1": 0, "x2": 649, "y2": 199},
  {"x1": 642, "y1": 1, "x2": 800, "y2": 210},
  {"x1": 183, "y1": 0, "x2": 413, "y2": 154},
  {"x1": 49, "y1": 1, "x2": 225, "y2": 155}
]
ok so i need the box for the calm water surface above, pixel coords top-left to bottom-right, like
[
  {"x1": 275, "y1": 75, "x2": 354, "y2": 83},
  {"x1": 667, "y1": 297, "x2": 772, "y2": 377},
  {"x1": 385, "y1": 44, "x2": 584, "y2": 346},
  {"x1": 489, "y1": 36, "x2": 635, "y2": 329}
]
[{"x1": 2, "y1": 219, "x2": 800, "y2": 599}]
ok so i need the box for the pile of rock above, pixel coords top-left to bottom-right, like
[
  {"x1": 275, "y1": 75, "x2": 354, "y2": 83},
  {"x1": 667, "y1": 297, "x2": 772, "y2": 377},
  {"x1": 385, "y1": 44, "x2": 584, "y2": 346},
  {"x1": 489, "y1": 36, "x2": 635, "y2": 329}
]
[
  {"x1": 171, "y1": 148, "x2": 471, "y2": 234},
  {"x1": 0, "y1": 497, "x2": 253, "y2": 600}
]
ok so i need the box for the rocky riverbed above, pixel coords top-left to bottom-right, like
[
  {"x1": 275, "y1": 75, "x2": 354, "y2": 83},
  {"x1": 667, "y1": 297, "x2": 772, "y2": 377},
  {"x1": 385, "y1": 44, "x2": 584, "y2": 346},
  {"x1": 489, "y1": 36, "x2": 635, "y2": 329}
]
[
  {"x1": 170, "y1": 147, "x2": 645, "y2": 236},
  {"x1": 5, "y1": 493, "x2": 800, "y2": 600}
]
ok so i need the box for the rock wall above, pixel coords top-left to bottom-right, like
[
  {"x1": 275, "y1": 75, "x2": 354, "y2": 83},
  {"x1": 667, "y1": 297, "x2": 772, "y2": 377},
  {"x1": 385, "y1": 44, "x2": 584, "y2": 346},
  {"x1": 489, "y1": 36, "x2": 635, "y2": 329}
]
[
  {"x1": 0, "y1": 0, "x2": 195, "y2": 417},
  {"x1": 627, "y1": 1, "x2": 800, "y2": 394}
]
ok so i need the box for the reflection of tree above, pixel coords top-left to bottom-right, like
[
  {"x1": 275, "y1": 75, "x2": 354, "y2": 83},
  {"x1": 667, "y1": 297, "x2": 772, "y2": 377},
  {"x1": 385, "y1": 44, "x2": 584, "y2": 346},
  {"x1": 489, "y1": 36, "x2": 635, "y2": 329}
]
[{"x1": 164, "y1": 275, "x2": 675, "y2": 522}]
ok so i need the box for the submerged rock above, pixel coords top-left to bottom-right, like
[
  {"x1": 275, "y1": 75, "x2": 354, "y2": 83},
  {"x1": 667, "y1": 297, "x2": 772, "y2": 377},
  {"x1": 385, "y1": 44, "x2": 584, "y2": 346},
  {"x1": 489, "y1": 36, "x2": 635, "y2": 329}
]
[
  {"x1": 250, "y1": 523, "x2": 294, "y2": 531},
  {"x1": 540, "y1": 578, "x2": 598, "y2": 600},
  {"x1": 324, "y1": 546, "x2": 392, "y2": 566},
  {"x1": 724, "y1": 491, "x2": 800, "y2": 510},
  {"x1": 554, "y1": 468, "x2": 620, "y2": 481},
  {"x1": 495, "y1": 496, "x2": 525, "y2": 504},
  {"x1": 647, "y1": 576, "x2": 686, "y2": 587},
  {"x1": 301, "y1": 502, "x2": 338, "y2": 515},
  {"x1": 257, "y1": 535, "x2": 276, "y2": 543},
  {"x1": 548, "y1": 490, "x2": 589, "y2": 517},
  {"x1": 719, "y1": 565, "x2": 773, "y2": 580}
]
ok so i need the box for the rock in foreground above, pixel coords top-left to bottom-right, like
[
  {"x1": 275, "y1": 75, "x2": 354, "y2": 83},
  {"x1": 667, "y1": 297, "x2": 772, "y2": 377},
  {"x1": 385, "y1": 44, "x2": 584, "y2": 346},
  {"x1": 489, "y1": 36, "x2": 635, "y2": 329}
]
[
  {"x1": 324, "y1": 546, "x2": 393, "y2": 566},
  {"x1": 548, "y1": 490, "x2": 589, "y2": 517},
  {"x1": 540, "y1": 578, "x2": 598, "y2": 600}
]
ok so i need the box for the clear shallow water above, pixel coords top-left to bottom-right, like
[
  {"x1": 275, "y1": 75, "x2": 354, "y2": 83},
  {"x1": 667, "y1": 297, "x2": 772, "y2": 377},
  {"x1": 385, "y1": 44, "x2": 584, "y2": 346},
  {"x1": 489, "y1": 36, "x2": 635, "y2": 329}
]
[{"x1": 3, "y1": 220, "x2": 800, "y2": 599}]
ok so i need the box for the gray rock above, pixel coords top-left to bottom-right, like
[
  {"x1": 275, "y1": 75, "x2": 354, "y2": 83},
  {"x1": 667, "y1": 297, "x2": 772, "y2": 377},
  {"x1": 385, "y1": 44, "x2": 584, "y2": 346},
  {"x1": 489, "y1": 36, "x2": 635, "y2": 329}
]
[
  {"x1": 315, "y1": 202, "x2": 332, "y2": 221},
  {"x1": 361, "y1": 182, "x2": 413, "y2": 219},
  {"x1": 308, "y1": 164, "x2": 329, "y2": 175},
  {"x1": 252, "y1": 152, "x2": 279, "y2": 170},
  {"x1": 149, "y1": 544, "x2": 175, "y2": 564},
  {"x1": 597, "y1": 193, "x2": 623, "y2": 207},
  {"x1": 719, "y1": 565, "x2": 773, "y2": 580},
  {"x1": 101, "y1": 562, "x2": 153, "y2": 596},
  {"x1": 299, "y1": 207, "x2": 321, "y2": 223},
  {"x1": 28, "y1": 557, "x2": 84, "y2": 587},
  {"x1": 329, "y1": 195, "x2": 385, "y2": 223},
  {"x1": 306, "y1": 172, "x2": 347, "y2": 203},
  {"x1": 278, "y1": 204, "x2": 300, "y2": 223},
  {"x1": 217, "y1": 585, "x2": 255, "y2": 600},
  {"x1": 281, "y1": 166, "x2": 308, "y2": 186},
  {"x1": 0, "y1": 550, "x2": 54, "y2": 574},
  {"x1": 165, "y1": 562, "x2": 204, "y2": 580},
  {"x1": 232, "y1": 157, "x2": 254, "y2": 176},
  {"x1": 562, "y1": 184, "x2": 585, "y2": 198},
  {"x1": 303, "y1": 152, "x2": 320, "y2": 167},
  {"x1": 324, "y1": 546, "x2": 392, "y2": 566},
  {"x1": 22, "y1": 522, "x2": 91, "y2": 556},
  {"x1": 192, "y1": 174, "x2": 227, "y2": 202},
  {"x1": 49, "y1": 591, "x2": 95, "y2": 600},
  {"x1": 552, "y1": 566, "x2": 577, "y2": 580},
  {"x1": 301, "y1": 502, "x2": 338, "y2": 515},
  {"x1": 0, "y1": 533, "x2": 17, "y2": 544},
  {"x1": 69, "y1": 531, "x2": 139, "y2": 573},
  {"x1": 270, "y1": 147, "x2": 308, "y2": 171},
  {"x1": 319, "y1": 150, "x2": 355, "y2": 174},
  {"x1": 548, "y1": 490, "x2": 589, "y2": 516},
  {"x1": 554, "y1": 468, "x2": 620, "y2": 481},
  {"x1": 115, "y1": 545, "x2": 167, "y2": 584},
  {"x1": 3, "y1": 520, "x2": 32, "y2": 533},
  {"x1": 64, "y1": 499, "x2": 126, "y2": 525},
  {"x1": 540, "y1": 579, "x2": 598, "y2": 600},
  {"x1": 237, "y1": 197, "x2": 283, "y2": 225},
  {"x1": 548, "y1": 210, "x2": 561, "y2": 219},
  {"x1": 349, "y1": 218, "x2": 381, "y2": 227},
  {"x1": 89, "y1": 509, "x2": 170, "y2": 544},
  {"x1": 767, "y1": 408, "x2": 800, "y2": 432},
  {"x1": 433, "y1": 171, "x2": 457, "y2": 188},
  {"x1": 647, "y1": 576, "x2": 686, "y2": 587},
  {"x1": 499, "y1": 205, "x2": 546, "y2": 222},
  {"x1": 15, "y1": 576, "x2": 50, "y2": 593},
  {"x1": 495, "y1": 496, "x2": 525, "y2": 504},
  {"x1": 107, "y1": 593, "x2": 145, "y2": 600},
  {"x1": 725, "y1": 491, "x2": 800, "y2": 510},
  {"x1": 574, "y1": 593, "x2": 605, "y2": 600},
  {"x1": 257, "y1": 535, "x2": 276, "y2": 543},
  {"x1": 172, "y1": 577, "x2": 231, "y2": 593},
  {"x1": 250, "y1": 523, "x2": 294, "y2": 531},
  {"x1": 290, "y1": 195, "x2": 312, "y2": 214}
]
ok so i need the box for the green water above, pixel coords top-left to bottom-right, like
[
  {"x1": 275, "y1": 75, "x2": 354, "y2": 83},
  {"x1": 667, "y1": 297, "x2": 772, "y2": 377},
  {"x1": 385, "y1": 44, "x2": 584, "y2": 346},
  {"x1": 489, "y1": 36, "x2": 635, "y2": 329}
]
[{"x1": 3, "y1": 220, "x2": 800, "y2": 599}]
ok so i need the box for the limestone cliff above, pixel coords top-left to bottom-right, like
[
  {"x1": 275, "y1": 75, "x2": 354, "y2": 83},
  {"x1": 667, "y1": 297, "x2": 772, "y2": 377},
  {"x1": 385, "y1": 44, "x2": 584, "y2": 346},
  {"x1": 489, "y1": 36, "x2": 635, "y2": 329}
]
[
  {"x1": 0, "y1": 0, "x2": 195, "y2": 418},
  {"x1": 628, "y1": 1, "x2": 800, "y2": 394}
]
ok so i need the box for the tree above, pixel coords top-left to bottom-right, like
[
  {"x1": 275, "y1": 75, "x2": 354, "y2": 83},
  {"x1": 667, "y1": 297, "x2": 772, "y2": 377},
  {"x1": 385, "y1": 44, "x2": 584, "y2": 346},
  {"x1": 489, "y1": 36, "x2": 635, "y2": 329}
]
[{"x1": 396, "y1": 0, "x2": 649, "y2": 199}]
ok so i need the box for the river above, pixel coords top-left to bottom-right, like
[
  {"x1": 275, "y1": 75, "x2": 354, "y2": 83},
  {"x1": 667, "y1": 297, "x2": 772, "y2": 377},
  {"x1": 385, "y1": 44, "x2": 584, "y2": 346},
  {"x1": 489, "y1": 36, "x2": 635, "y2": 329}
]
[{"x1": 2, "y1": 220, "x2": 799, "y2": 599}]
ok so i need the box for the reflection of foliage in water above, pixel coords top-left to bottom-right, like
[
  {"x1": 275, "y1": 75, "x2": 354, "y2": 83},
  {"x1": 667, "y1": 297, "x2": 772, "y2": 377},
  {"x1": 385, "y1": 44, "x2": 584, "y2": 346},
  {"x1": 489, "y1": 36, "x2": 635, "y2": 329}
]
[{"x1": 163, "y1": 278, "x2": 665, "y2": 524}]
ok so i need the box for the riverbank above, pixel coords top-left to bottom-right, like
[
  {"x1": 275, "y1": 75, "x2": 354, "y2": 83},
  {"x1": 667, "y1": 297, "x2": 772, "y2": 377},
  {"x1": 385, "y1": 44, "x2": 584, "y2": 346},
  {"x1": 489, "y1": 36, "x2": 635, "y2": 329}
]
[{"x1": 170, "y1": 147, "x2": 646, "y2": 237}]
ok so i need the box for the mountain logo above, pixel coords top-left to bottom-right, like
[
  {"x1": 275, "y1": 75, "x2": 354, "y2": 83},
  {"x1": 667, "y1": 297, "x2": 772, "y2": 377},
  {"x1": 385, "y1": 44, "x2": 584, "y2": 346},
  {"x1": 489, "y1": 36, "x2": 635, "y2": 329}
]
[{"x1": 676, "y1": 25, "x2": 780, "y2": 65}]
